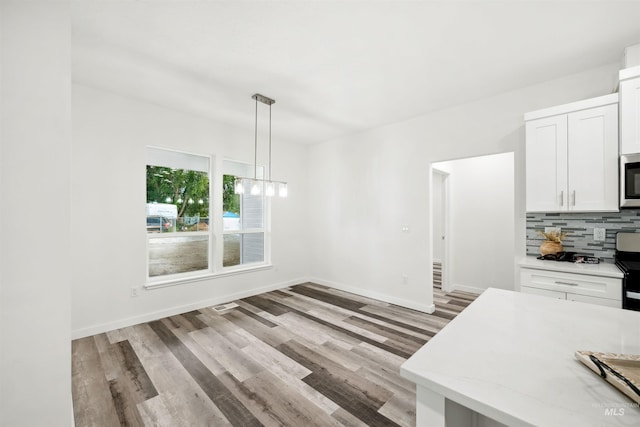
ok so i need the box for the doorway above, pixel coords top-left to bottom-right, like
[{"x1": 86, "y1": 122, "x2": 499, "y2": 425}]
[
  {"x1": 432, "y1": 168, "x2": 449, "y2": 291},
  {"x1": 431, "y1": 152, "x2": 515, "y2": 295}
]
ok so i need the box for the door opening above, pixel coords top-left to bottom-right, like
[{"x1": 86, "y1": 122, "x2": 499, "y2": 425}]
[{"x1": 432, "y1": 168, "x2": 449, "y2": 292}]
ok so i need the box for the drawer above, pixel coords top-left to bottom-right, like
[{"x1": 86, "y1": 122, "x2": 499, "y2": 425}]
[
  {"x1": 567, "y1": 293, "x2": 621, "y2": 308},
  {"x1": 521, "y1": 286, "x2": 565, "y2": 300},
  {"x1": 520, "y1": 268, "x2": 621, "y2": 301}
]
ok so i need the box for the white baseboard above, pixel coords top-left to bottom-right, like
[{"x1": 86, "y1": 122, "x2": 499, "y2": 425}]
[
  {"x1": 308, "y1": 277, "x2": 436, "y2": 314},
  {"x1": 71, "y1": 276, "x2": 441, "y2": 339},
  {"x1": 450, "y1": 283, "x2": 485, "y2": 295},
  {"x1": 71, "y1": 278, "x2": 306, "y2": 339}
]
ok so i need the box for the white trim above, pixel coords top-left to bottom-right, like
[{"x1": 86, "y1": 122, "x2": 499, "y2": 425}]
[
  {"x1": 308, "y1": 277, "x2": 436, "y2": 314},
  {"x1": 431, "y1": 167, "x2": 451, "y2": 293},
  {"x1": 222, "y1": 228, "x2": 265, "y2": 235},
  {"x1": 147, "y1": 230, "x2": 209, "y2": 239},
  {"x1": 524, "y1": 93, "x2": 618, "y2": 121},
  {"x1": 450, "y1": 283, "x2": 484, "y2": 295},
  {"x1": 145, "y1": 264, "x2": 273, "y2": 290},
  {"x1": 619, "y1": 64, "x2": 640, "y2": 81},
  {"x1": 72, "y1": 277, "x2": 304, "y2": 339}
]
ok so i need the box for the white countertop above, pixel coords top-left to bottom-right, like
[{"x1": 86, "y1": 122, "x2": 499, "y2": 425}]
[
  {"x1": 401, "y1": 288, "x2": 640, "y2": 427},
  {"x1": 519, "y1": 256, "x2": 624, "y2": 279}
]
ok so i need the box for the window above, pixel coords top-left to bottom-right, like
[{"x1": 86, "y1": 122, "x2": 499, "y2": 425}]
[
  {"x1": 145, "y1": 149, "x2": 269, "y2": 285},
  {"x1": 146, "y1": 147, "x2": 210, "y2": 279},
  {"x1": 223, "y1": 160, "x2": 266, "y2": 268}
]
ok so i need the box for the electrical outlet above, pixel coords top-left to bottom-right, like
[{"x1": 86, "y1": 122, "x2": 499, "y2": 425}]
[
  {"x1": 594, "y1": 228, "x2": 606, "y2": 242},
  {"x1": 131, "y1": 287, "x2": 138, "y2": 297},
  {"x1": 402, "y1": 274, "x2": 409, "y2": 285}
]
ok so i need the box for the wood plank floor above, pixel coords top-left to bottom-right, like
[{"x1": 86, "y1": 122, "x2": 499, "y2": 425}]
[
  {"x1": 433, "y1": 262, "x2": 442, "y2": 289},
  {"x1": 72, "y1": 282, "x2": 477, "y2": 426}
]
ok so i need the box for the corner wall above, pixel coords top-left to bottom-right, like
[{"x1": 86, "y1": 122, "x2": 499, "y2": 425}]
[
  {"x1": 443, "y1": 153, "x2": 515, "y2": 293},
  {"x1": 307, "y1": 63, "x2": 620, "y2": 310},
  {"x1": 1, "y1": 1, "x2": 72, "y2": 425}
]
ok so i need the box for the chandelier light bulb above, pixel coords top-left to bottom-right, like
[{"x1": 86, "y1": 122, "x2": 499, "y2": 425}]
[
  {"x1": 265, "y1": 182, "x2": 275, "y2": 197},
  {"x1": 251, "y1": 181, "x2": 261, "y2": 196},
  {"x1": 234, "y1": 178, "x2": 245, "y2": 195},
  {"x1": 278, "y1": 182, "x2": 288, "y2": 198}
]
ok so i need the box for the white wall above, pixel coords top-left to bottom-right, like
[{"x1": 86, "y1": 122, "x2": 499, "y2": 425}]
[
  {"x1": 308, "y1": 62, "x2": 619, "y2": 312},
  {"x1": 439, "y1": 153, "x2": 515, "y2": 294},
  {"x1": 0, "y1": 1, "x2": 73, "y2": 425},
  {"x1": 71, "y1": 84, "x2": 309, "y2": 337}
]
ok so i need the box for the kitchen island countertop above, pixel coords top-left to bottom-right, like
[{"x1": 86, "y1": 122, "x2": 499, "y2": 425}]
[{"x1": 401, "y1": 288, "x2": 640, "y2": 426}]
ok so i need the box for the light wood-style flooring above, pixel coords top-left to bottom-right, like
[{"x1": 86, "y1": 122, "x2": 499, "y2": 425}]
[
  {"x1": 72, "y1": 282, "x2": 477, "y2": 426},
  {"x1": 433, "y1": 261, "x2": 442, "y2": 289}
]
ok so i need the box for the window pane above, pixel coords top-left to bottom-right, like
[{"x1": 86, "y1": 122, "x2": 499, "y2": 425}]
[
  {"x1": 223, "y1": 233, "x2": 240, "y2": 267},
  {"x1": 242, "y1": 233, "x2": 264, "y2": 264},
  {"x1": 223, "y1": 174, "x2": 241, "y2": 231},
  {"x1": 148, "y1": 235, "x2": 208, "y2": 277},
  {"x1": 147, "y1": 148, "x2": 210, "y2": 279},
  {"x1": 223, "y1": 233, "x2": 264, "y2": 267},
  {"x1": 242, "y1": 192, "x2": 264, "y2": 229},
  {"x1": 146, "y1": 166, "x2": 209, "y2": 229}
]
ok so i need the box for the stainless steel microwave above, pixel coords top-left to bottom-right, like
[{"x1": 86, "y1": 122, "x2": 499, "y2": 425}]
[{"x1": 621, "y1": 153, "x2": 640, "y2": 207}]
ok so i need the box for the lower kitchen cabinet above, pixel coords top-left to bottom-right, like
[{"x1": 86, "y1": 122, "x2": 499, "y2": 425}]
[{"x1": 519, "y1": 258, "x2": 623, "y2": 308}]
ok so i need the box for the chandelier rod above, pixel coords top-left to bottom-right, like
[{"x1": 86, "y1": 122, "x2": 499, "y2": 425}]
[
  {"x1": 269, "y1": 102, "x2": 272, "y2": 181},
  {"x1": 254, "y1": 96, "x2": 258, "y2": 180}
]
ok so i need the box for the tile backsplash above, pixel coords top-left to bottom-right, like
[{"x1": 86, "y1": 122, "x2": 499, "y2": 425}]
[{"x1": 526, "y1": 210, "x2": 640, "y2": 263}]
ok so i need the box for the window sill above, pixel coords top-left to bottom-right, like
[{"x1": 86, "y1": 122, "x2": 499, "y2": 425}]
[{"x1": 144, "y1": 264, "x2": 273, "y2": 290}]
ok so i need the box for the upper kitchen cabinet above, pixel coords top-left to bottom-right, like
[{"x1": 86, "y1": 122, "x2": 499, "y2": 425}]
[
  {"x1": 620, "y1": 65, "x2": 640, "y2": 154},
  {"x1": 525, "y1": 93, "x2": 619, "y2": 212}
]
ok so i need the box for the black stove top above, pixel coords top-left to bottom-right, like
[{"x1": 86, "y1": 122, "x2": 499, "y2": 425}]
[{"x1": 615, "y1": 259, "x2": 640, "y2": 274}]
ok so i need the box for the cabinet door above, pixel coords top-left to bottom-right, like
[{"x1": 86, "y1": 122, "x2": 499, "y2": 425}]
[
  {"x1": 620, "y1": 77, "x2": 640, "y2": 155},
  {"x1": 567, "y1": 103, "x2": 619, "y2": 211},
  {"x1": 525, "y1": 115, "x2": 568, "y2": 212}
]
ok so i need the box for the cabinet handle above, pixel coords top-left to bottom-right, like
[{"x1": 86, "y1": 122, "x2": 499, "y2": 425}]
[
  {"x1": 627, "y1": 291, "x2": 640, "y2": 300},
  {"x1": 559, "y1": 190, "x2": 564, "y2": 206},
  {"x1": 571, "y1": 190, "x2": 576, "y2": 207},
  {"x1": 555, "y1": 280, "x2": 579, "y2": 286}
]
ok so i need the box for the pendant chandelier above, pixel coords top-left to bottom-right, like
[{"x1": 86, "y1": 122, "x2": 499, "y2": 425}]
[{"x1": 234, "y1": 93, "x2": 288, "y2": 198}]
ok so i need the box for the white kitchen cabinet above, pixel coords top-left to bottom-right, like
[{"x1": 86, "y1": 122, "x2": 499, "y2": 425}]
[
  {"x1": 525, "y1": 93, "x2": 619, "y2": 212},
  {"x1": 525, "y1": 115, "x2": 567, "y2": 212},
  {"x1": 519, "y1": 259, "x2": 622, "y2": 308},
  {"x1": 620, "y1": 65, "x2": 640, "y2": 154}
]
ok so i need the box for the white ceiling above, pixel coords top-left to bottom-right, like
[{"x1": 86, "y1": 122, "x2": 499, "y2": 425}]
[{"x1": 72, "y1": 1, "x2": 640, "y2": 145}]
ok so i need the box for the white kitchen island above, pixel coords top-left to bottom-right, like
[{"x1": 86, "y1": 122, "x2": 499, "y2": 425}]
[{"x1": 401, "y1": 288, "x2": 640, "y2": 427}]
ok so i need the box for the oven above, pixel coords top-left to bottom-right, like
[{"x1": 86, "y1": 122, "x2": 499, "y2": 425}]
[
  {"x1": 615, "y1": 232, "x2": 640, "y2": 311},
  {"x1": 620, "y1": 153, "x2": 640, "y2": 207}
]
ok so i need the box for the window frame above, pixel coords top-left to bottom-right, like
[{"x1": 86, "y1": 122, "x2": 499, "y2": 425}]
[{"x1": 144, "y1": 148, "x2": 272, "y2": 290}]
